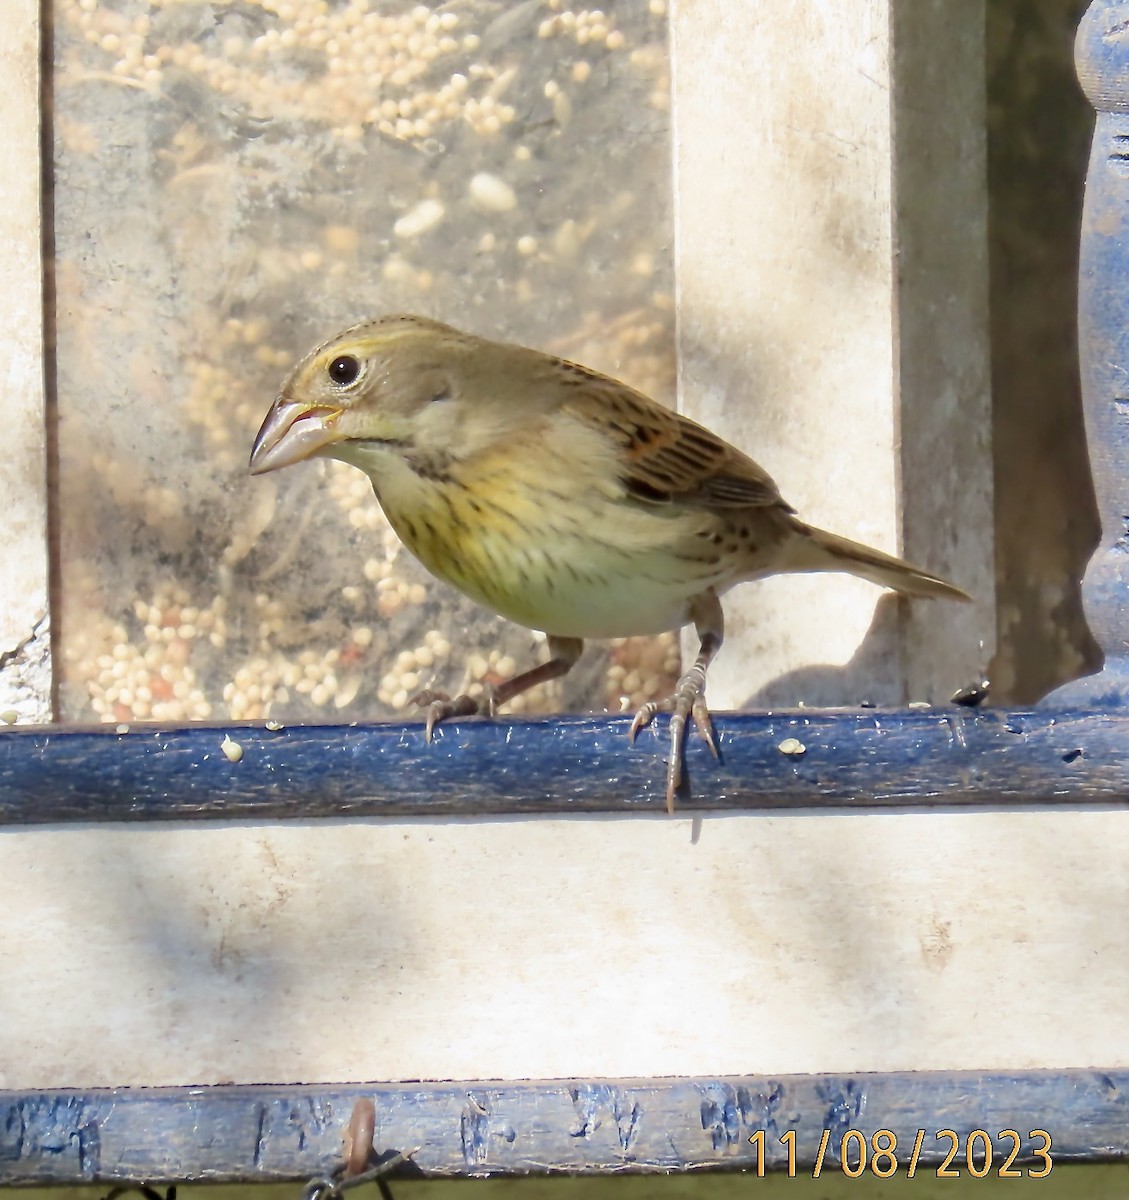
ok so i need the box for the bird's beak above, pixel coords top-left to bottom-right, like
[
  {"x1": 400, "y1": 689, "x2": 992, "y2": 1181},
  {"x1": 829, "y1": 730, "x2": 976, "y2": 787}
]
[{"x1": 248, "y1": 398, "x2": 343, "y2": 475}]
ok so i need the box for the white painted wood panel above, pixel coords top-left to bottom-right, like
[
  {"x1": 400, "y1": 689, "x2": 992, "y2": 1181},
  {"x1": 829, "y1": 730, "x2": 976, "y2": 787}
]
[
  {"x1": 1, "y1": 811, "x2": 1124, "y2": 1087},
  {"x1": 0, "y1": 0, "x2": 50, "y2": 723}
]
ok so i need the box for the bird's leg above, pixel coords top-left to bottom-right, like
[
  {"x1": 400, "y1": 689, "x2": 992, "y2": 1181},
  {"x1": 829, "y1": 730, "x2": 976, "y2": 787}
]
[
  {"x1": 629, "y1": 591, "x2": 723, "y2": 813},
  {"x1": 413, "y1": 635, "x2": 584, "y2": 741}
]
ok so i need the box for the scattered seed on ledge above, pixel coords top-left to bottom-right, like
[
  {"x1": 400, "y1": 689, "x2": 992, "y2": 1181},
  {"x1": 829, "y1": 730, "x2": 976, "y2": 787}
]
[{"x1": 220, "y1": 734, "x2": 244, "y2": 762}]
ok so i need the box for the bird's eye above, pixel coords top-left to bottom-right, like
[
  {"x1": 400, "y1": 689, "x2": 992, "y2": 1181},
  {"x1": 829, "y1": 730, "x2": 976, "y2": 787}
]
[{"x1": 327, "y1": 355, "x2": 361, "y2": 386}]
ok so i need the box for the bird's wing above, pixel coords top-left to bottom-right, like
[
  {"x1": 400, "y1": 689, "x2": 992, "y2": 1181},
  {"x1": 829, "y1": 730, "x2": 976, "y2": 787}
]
[{"x1": 547, "y1": 356, "x2": 793, "y2": 511}]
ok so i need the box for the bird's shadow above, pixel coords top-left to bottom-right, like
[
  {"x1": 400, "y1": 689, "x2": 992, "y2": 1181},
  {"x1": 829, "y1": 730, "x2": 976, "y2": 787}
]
[{"x1": 739, "y1": 593, "x2": 910, "y2": 709}]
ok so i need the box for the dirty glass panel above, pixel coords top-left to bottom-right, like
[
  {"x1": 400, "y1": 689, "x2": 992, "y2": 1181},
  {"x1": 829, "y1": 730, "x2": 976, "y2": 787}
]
[{"x1": 50, "y1": 0, "x2": 676, "y2": 725}]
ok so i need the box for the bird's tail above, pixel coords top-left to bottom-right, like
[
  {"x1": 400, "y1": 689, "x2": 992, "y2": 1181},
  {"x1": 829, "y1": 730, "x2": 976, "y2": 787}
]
[{"x1": 784, "y1": 523, "x2": 971, "y2": 602}]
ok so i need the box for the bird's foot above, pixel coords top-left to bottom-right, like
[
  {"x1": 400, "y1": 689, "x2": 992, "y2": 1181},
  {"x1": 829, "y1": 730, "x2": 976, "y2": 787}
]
[
  {"x1": 411, "y1": 688, "x2": 497, "y2": 742},
  {"x1": 629, "y1": 669, "x2": 719, "y2": 814}
]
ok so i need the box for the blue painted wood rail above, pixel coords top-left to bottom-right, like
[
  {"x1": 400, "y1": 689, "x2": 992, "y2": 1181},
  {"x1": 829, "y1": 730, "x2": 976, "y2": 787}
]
[
  {"x1": 0, "y1": 1071, "x2": 1122, "y2": 1183},
  {"x1": 3, "y1": 0, "x2": 1128, "y2": 1186},
  {"x1": 1046, "y1": 0, "x2": 1129, "y2": 702},
  {"x1": 0, "y1": 708, "x2": 1125, "y2": 822}
]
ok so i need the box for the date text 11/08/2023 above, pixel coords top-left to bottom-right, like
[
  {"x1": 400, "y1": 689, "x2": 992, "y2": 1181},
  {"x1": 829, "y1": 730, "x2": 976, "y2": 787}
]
[{"x1": 747, "y1": 1128, "x2": 1053, "y2": 1179}]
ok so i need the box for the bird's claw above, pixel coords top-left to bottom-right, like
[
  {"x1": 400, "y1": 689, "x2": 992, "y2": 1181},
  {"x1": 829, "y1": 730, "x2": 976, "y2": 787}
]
[
  {"x1": 410, "y1": 689, "x2": 482, "y2": 742},
  {"x1": 692, "y1": 693, "x2": 719, "y2": 759},
  {"x1": 411, "y1": 685, "x2": 502, "y2": 741},
  {"x1": 628, "y1": 701, "x2": 659, "y2": 743},
  {"x1": 630, "y1": 677, "x2": 718, "y2": 814}
]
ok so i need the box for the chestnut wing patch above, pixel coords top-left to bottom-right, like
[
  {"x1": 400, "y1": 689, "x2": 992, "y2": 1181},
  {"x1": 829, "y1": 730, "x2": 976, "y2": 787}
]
[{"x1": 553, "y1": 358, "x2": 791, "y2": 512}]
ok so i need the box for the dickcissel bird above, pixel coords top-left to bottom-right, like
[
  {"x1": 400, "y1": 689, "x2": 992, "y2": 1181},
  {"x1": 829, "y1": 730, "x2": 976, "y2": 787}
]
[{"x1": 250, "y1": 314, "x2": 969, "y2": 811}]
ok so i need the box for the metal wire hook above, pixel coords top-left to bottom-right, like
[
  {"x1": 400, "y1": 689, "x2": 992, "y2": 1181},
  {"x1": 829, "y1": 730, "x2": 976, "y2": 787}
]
[{"x1": 300, "y1": 1146, "x2": 418, "y2": 1200}]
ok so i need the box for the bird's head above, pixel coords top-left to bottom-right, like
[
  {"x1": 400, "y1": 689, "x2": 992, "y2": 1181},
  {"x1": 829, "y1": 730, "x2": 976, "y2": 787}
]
[{"x1": 249, "y1": 314, "x2": 498, "y2": 477}]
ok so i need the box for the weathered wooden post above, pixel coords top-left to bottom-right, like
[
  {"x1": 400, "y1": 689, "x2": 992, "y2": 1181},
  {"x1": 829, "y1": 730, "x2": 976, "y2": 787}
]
[
  {"x1": 1048, "y1": 0, "x2": 1129, "y2": 704},
  {"x1": 673, "y1": 0, "x2": 992, "y2": 710}
]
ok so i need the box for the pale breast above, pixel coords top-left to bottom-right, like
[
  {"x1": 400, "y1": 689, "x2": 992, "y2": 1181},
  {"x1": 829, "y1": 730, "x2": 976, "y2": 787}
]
[{"x1": 368, "y1": 415, "x2": 738, "y2": 639}]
